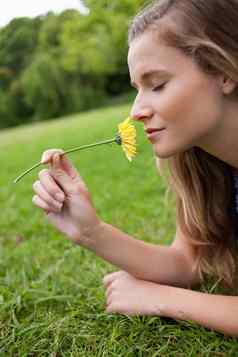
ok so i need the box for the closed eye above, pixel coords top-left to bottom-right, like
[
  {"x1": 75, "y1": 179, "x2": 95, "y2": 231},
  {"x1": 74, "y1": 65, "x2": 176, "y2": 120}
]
[{"x1": 153, "y1": 83, "x2": 167, "y2": 92}]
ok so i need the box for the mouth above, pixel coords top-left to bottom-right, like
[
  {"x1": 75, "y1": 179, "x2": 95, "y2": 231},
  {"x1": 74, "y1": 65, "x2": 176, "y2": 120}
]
[
  {"x1": 145, "y1": 128, "x2": 165, "y2": 134},
  {"x1": 145, "y1": 128, "x2": 166, "y2": 142}
]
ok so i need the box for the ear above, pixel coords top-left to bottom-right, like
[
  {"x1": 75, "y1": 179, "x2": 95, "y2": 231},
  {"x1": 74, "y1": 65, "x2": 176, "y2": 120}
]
[{"x1": 221, "y1": 76, "x2": 237, "y2": 95}]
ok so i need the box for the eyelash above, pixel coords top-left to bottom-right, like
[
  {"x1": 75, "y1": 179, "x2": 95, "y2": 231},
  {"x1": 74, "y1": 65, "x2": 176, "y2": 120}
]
[
  {"x1": 152, "y1": 83, "x2": 166, "y2": 92},
  {"x1": 132, "y1": 83, "x2": 167, "y2": 93}
]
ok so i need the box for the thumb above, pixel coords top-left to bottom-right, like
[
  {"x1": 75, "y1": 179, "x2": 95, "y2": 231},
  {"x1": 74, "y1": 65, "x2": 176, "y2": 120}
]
[
  {"x1": 41, "y1": 148, "x2": 79, "y2": 180},
  {"x1": 58, "y1": 153, "x2": 80, "y2": 180},
  {"x1": 50, "y1": 153, "x2": 81, "y2": 194}
]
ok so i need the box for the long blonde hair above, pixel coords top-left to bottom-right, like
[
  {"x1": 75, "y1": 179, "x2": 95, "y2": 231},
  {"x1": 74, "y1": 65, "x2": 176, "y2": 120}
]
[{"x1": 128, "y1": 0, "x2": 238, "y2": 288}]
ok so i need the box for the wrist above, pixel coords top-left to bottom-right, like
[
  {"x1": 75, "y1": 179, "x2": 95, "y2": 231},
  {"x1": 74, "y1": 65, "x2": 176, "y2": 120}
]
[
  {"x1": 78, "y1": 219, "x2": 106, "y2": 250},
  {"x1": 151, "y1": 284, "x2": 176, "y2": 317},
  {"x1": 156, "y1": 284, "x2": 193, "y2": 320}
]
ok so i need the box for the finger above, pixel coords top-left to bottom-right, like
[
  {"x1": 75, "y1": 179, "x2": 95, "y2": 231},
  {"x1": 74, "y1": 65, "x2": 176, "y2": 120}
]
[
  {"x1": 52, "y1": 153, "x2": 84, "y2": 183},
  {"x1": 105, "y1": 284, "x2": 115, "y2": 300},
  {"x1": 33, "y1": 180, "x2": 63, "y2": 211},
  {"x1": 41, "y1": 149, "x2": 80, "y2": 180},
  {"x1": 32, "y1": 195, "x2": 52, "y2": 214},
  {"x1": 38, "y1": 169, "x2": 65, "y2": 202},
  {"x1": 52, "y1": 153, "x2": 86, "y2": 182},
  {"x1": 106, "y1": 293, "x2": 113, "y2": 307},
  {"x1": 41, "y1": 149, "x2": 64, "y2": 164},
  {"x1": 50, "y1": 153, "x2": 86, "y2": 195},
  {"x1": 103, "y1": 271, "x2": 121, "y2": 287},
  {"x1": 32, "y1": 194, "x2": 62, "y2": 214},
  {"x1": 106, "y1": 303, "x2": 118, "y2": 314},
  {"x1": 58, "y1": 154, "x2": 80, "y2": 180}
]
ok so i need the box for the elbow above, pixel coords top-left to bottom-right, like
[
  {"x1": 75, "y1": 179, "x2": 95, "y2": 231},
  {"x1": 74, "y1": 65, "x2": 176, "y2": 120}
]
[
  {"x1": 226, "y1": 331, "x2": 238, "y2": 338},
  {"x1": 214, "y1": 324, "x2": 238, "y2": 338},
  {"x1": 171, "y1": 248, "x2": 202, "y2": 289}
]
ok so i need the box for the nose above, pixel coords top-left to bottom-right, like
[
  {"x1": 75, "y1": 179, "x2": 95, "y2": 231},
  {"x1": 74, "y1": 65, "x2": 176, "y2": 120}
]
[{"x1": 130, "y1": 102, "x2": 153, "y2": 122}]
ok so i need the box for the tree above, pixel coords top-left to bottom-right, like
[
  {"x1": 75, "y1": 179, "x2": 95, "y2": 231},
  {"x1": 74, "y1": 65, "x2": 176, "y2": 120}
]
[
  {"x1": 0, "y1": 1, "x2": 145, "y2": 129},
  {"x1": 0, "y1": 17, "x2": 41, "y2": 127}
]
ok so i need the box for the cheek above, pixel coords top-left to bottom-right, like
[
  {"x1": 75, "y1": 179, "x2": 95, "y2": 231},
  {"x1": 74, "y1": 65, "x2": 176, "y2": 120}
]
[{"x1": 155, "y1": 78, "x2": 222, "y2": 131}]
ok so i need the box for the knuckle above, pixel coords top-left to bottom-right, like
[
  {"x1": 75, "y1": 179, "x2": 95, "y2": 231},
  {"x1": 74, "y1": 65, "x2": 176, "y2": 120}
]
[
  {"x1": 45, "y1": 184, "x2": 59, "y2": 198},
  {"x1": 48, "y1": 196, "x2": 58, "y2": 206},
  {"x1": 75, "y1": 183, "x2": 89, "y2": 196},
  {"x1": 74, "y1": 184, "x2": 82, "y2": 193},
  {"x1": 54, "y1": 169, "x2": 64, "y2": 178},
  {"x1": 47, "y1": 148, "x2": 64, "y2": 157},
  {"x1": 38, "y1": 169, "x2": 49, "y2": 179},
  {"x1": 52, "y1": 188, "x2": 61, "y2": 197},
  {"x1": 41, "y1": 149, "x2": 64, "y2": 163}
]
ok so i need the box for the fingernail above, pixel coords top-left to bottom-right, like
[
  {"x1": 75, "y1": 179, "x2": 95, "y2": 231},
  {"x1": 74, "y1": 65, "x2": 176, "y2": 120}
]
[{"x1": 56, "y1": 193, "x2": 65, "y2": 202}]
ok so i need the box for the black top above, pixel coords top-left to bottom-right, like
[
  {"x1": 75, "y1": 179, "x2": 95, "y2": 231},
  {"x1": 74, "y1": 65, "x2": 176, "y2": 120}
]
[{"x1": 230, "y1": 167, "x2": 238, "y2": 239}]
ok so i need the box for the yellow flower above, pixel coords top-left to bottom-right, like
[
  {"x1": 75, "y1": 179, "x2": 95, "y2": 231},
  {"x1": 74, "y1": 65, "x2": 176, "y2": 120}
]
[
  {"x1": 116, "y1": 117, "x2": 137, "y2": 161},
  {"x1": 14, "y1": 116, "x2": 137, "y2": 183}
]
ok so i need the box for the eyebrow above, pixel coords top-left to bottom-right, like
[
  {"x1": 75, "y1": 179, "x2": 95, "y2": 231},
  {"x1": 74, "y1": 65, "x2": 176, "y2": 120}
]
[{"x1": 130, "y1": 69, "x2": 170, "y2": 88}]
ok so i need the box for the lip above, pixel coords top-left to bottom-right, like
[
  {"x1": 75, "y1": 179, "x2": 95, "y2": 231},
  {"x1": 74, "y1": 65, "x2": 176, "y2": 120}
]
[
  {"x1": 145, "y1": 128, "x2": 165, "y2": 134},
  {"x1": 145, "y1": 128, "x2": 165, "y2": 142}
]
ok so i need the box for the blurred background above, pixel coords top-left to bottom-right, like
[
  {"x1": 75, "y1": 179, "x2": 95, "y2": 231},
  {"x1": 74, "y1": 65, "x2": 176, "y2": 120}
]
[{"x1": 0, "y1": 0, "x2": 146, "y2": 130}]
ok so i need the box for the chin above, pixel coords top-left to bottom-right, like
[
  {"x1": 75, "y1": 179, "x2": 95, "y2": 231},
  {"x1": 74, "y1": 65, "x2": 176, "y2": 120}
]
[
  {"x1": 153, "y1": 141, "x2": 193, "y2": 159},
  {"x1": 153, "y1": 146, "x2": 178, "y2": 159}
]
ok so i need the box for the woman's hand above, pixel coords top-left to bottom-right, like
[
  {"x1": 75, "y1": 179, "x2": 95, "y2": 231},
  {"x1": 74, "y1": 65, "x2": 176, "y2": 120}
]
[
  {"x1": 103, "y1": 271, "x2": 166, "y2": 316},
  {"x1": 32, "y1": 149, "x2": 102, "y2": 247}
]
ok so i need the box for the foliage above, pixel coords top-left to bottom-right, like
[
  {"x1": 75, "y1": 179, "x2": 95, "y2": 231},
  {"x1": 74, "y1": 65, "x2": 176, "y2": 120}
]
[{"x1": 0, "y1": 0, "x2": 145, "y2": 129}]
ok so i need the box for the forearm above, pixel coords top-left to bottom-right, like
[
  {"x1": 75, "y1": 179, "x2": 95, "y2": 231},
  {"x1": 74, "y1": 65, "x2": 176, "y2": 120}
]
[
  {"x1": 86, "y1": 221, "x2": 197, "y2": 287},
  {"x1": 158, "y1": 284, "x2": 238, "y2": 336}
]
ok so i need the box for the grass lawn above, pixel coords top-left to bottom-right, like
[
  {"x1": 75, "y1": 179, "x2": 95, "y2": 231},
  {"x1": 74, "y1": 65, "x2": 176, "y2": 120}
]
[{"x1": 0, "y1": 102, "x2": 237, "y2": 356}]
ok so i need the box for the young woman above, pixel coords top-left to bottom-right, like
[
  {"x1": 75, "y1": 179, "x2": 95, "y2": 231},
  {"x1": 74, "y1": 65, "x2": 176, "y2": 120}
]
[{"x1": 32, "y1": 0, "x2": 238, "y2": 336}]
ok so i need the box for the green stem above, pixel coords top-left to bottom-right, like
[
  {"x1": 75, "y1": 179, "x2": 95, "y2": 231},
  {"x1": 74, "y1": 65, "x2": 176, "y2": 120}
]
[{"x1": 14, "y1": 138, "x2": 116, "y2": 184}]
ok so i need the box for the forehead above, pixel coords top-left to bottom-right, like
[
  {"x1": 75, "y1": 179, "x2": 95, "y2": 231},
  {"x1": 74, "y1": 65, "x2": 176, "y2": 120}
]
[{"x1": 127, "y1": 31, "x2": 190, "y2": 81}]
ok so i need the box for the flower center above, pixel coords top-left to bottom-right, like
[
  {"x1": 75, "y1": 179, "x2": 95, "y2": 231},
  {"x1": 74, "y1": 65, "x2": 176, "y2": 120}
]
[{"x1": 115, "y1": 133, "x2": 122, "y2": 145}]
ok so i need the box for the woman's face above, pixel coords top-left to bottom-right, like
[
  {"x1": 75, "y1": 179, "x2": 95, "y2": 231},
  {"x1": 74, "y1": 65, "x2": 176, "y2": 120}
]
[{"x1": 128, "y1": 30, "x2": 225, "y2": 158}]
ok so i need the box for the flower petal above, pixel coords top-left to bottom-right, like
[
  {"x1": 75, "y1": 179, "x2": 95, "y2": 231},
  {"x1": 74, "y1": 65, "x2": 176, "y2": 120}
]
[{"x1": 118, "y1": 117, "x2": 137, "y2": 161}]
